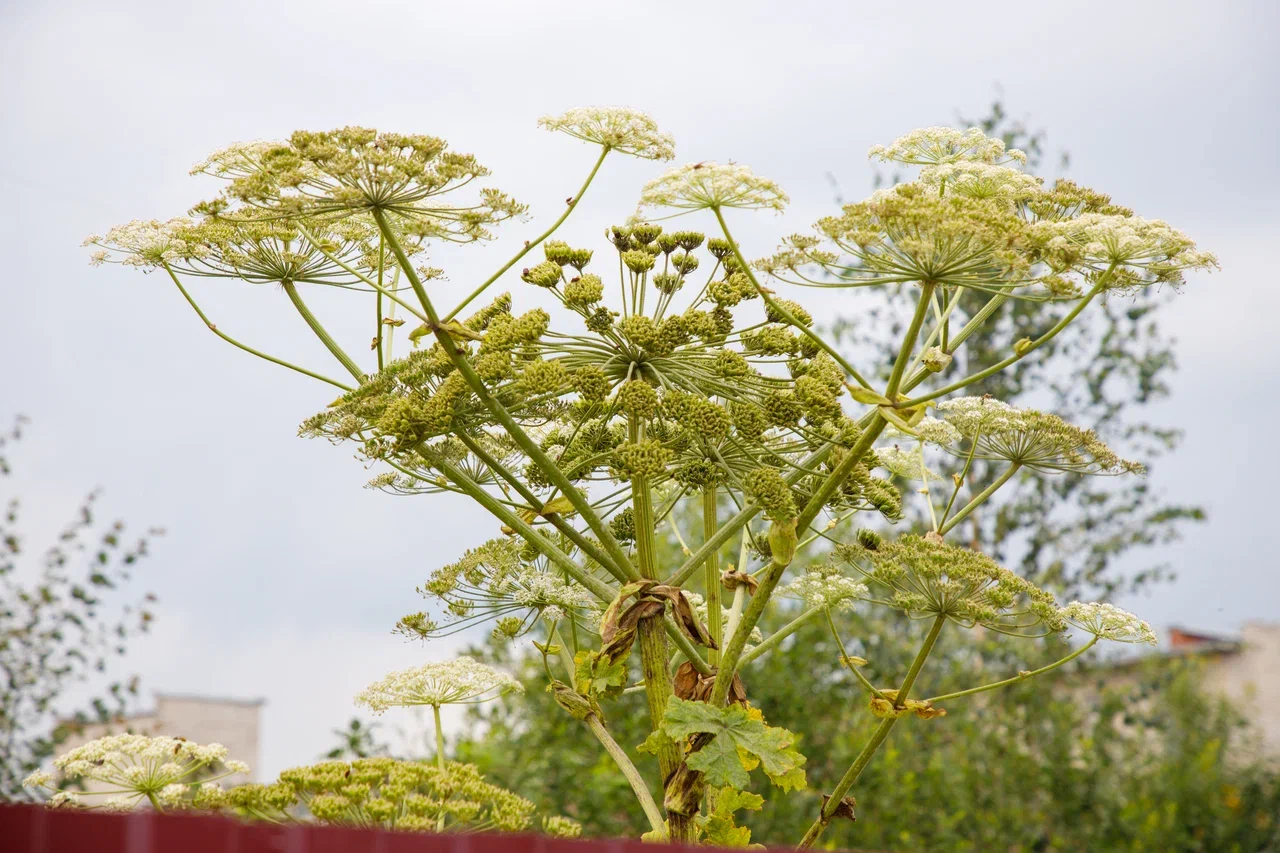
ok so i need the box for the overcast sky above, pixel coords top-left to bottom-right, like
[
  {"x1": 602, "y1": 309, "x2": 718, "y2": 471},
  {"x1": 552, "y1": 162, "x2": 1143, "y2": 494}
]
[{"x1": 1, "y1": 0, "x2": 1276, "y2": 779}]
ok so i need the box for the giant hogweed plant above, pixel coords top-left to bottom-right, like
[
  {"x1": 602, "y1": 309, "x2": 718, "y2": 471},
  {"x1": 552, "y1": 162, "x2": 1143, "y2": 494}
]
[{"x1": 78, "y1": 110, "x2": 1214, "y2": 846}]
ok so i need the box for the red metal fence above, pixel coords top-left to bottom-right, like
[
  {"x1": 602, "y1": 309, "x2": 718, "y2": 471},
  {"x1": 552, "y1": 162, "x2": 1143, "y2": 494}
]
[{"x1": 0, "y1": 804, "x2": 704, "y2": 853}]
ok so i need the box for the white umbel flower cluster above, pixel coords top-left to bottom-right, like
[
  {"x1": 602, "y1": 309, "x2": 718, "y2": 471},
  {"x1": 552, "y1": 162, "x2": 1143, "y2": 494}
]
[
  {"x1": 354, "y1": 658, "x2": 522, "y2": 713},
  {"x1": 638, "y1": 162, "x2": 789, "y2": 213},
  {"x1": 538, "y1": 107, "x2": 675, "y2": 161},
  {"x1": 782, "y1": 567, "x2": 868, "y2": 611},
  {"x1": 874, "y1": 445, "x2": 942, "y2": 482},
  {"x1": 870, "y1": 127, "x2": 1027, "y2": 166},
  {"x1": 24, "y1": 734, "x2": 247, "y2": 811},
  {"x1": 1060, "y1": 601, "x2": 1157, "y2": 645},
  {"x1": 189, "y1": 140, "x2": 285, "y2": 178},
  {"x1": 83, "y1": 219, "x2": 209, "y2": 268},
  {"x1": 913, "y1": 416, "x2": 962, "y2": 448},
  {"x1": 1032, "y1": 213, "x2": 1219, "y2": 278},
  {"x1": 918, "y1": 162, "x2": 1044, "y2": 201},
  {"x1": 938, "y1": 396, "x2": 1143, "y2": 475}
]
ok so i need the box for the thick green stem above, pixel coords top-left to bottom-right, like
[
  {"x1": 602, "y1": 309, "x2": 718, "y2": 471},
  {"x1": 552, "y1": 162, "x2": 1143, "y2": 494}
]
[
  {"x1": 445, "y1": 147, "x2": 610, "y2": 322},
  {"x1": 432, "y1": 704, "x2": 446, "y2": 771},
  {"x1": 281, "y1": 280, "x2": 365, "y2": 381},
  {"x1": 433, "y1": 703, "x2": 446, "y2": 831},
  {"x1": 413, "y1": 446, "x2": 614, "y2": 603},
  {"x1": 162, "y1": 266, "x2": 353, "y2": 392},
  {"x1": 703, "y1": 487, "x2": 722, "y2": 666},
  {"x1": 455, "y1": 432, "x2": 631, "y2": 585},
  {"x1": 886, "y1": 281, "x2": 937, "y2": 399},
  {"x1": 585, "y1": 714, "x2": 666, "y2": 837},
  {"x1": 736, "y1": 605, "x2": 824, "y2": 670},
  {"x1": 713, "y1": 207, "x2": 873, "y2": 390},
  {"x1": 897, "y1": 275, "x2": 1110, "y2": 408},
  {"x1": 925, "y1": 637, "x2": 1098, "y2": 704},
  {"x1": 798, "y1": 615, "x2": 946, "y2": 849},
  {"x1": 938, "y1": 463, "x2": 1021, "y2": 536},
  {"x1": 663, "y1": 444, "x2": 833, "y2": 588},
  {"x1": 374, "y1": 214, "x2": 638, "y2": 579},
  {"x1": 710, "y1": 556, "x2": 787, "y2": 705}
]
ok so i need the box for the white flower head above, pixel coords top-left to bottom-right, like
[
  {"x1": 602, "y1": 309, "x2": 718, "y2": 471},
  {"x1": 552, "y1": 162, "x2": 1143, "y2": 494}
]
[
  {"x1": 23, "y1": 770, "x2": 54, "y2": 790},
  {"x1": 1060, "y1": 601, "x2": 1157, "y2": 645},
  {"x1": 189, "y1": 139, "x2": 286, "y2": 178},
  {"x1": 354, "y1": 657, "x2": 522, "y2": 713},
  {"x1": 869, "y1": 127, "x2": 1027, "y2": 166},
  {"x1": 782, "y1": 567, "x2": 868, "y2": 611},
  {"x1": 919, "y1": 162, "x2": 1044, "y2": 201},
  {"x1": 1032, "y1": 213, "x2": 1218, "y2": 284},
  {"x1": 43, "y1": 734, "x2": 241, "y2": 809},
  {"x1": 638, "y1": 162, "x2": 788, "y2": 214},
  {"x1": 538, "y1": 107, "x2": 675, "y2": 161},
  {"x1": 83, "y1": 218, "x2": 209, "y2": 268},
  {"x1": 874, "y1": 444, "x2": 942, "y2": 482},
  {"x1": 938, "y1": 396, "x2": 1143, "y2": 475},
  {"x1": 913, "y1": 416, "x2": 961, "y2": 448}
]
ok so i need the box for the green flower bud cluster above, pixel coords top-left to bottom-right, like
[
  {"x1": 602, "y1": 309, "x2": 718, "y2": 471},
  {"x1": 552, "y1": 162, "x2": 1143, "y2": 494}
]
[
  {"x1": 837, "y1": 533, "x2": 1063, "y2": 634},
  {"x1": 611, "y1": 439, "x2": 672, "y2": 481},
  {"x1": 543, "y1": 240, "x2": 593, "y2": 270},
  {"x1": 745, "y1": 466, "x2": 797, "y2": 522},
  {"x1": 227, "y1": 758, "x2": 562, "y2": 835},
  {"x1": 707, "y1": 273, "x2": 757, "y2": 307},
  {"x1": 743, "y1": 325, "x2": 800, "y2": 356},
  {"x1": 764, "y1": 298, "x2": 813, "y2": 326},
  {"x1": 609, "y1": 507, "x2": 636, "y2": 543},
  {"x1": 706, "y1": 237, "x2": 733, "y2": 259},
  {"x1": 481, "y1": 308, "x2": 550, "y2": 352},
  {"x1": 571, "y1": 365, "x2": 610, "y2": 402},
  {"x1": 730, "y1": 401, "x2": 768, "y2": 439},
  {"x1": 521, "y1": 260, "x2": 563, "y2": 288},
  {"x1": 515, "y1": 359, "x2": 568, "y2": 396},
  {"x1": 652, "y1": 273, "x2": 683, "y2": 294},
  {"x1": 682, "y1": 307, "x2": 734, "y2": 344},
  {"x1": 618, "y1": 315, "x2": 691, "y2": 356},
  {"x1": 563, "y1": 273, "x2": 605, "y2": 305},
  {"x1": 673, "y1": 457, "x2": 726, "y2": 490},
  {"x1": 617, "y1": 380, "x2": 660, "y2": 419},
  {"x1": 661, "y1": 390, "x2": 730, "y2": 442}
]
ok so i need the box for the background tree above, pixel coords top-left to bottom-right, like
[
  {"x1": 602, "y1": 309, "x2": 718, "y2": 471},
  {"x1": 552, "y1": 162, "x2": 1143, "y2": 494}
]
[{"x1": 0, "y1": 415, "x2": 161, "y2": 799}]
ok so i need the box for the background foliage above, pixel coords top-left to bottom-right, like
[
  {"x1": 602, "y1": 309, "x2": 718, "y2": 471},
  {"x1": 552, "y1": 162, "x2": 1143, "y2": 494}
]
[{"x1": 0, "y1": 415, "x2": 160, "y2": 799}]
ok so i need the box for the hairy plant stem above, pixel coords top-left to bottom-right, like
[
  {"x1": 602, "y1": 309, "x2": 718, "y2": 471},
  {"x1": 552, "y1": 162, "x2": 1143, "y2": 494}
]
[
  {"x1": 938, "y1": 462, "x2": 1021, "y2": 536},
  {"x1": 628, "y1": 418, "x2": 694, "y2": 842},
  {"x1": 162, "y1": 266, "x2": 353, "y2": 391},
  {"x1": 281, "y1": 280, "x2": 365, "y2": 382},
  {"x1": 925, "y1": 636, "x2": 1098, "y2": 704},
  {"x1": 798, "y1": 614, "x2": 947, "y2": 849},
  {"x1": 897, "y1": 271, "x2": 1113, "y2": 408},
  {"x1": 664, "y1": 444, "x2": 833, "y2": 588},
  {"x1": 432, "y1": 703, "x2": 446, "y2": 830},
  {"x1": 444, "y1": 147, "x2": 610, "y2": 322},
  {"x1": 886, "y1": 281, "x2": 937, "y2": 399},
  {"x1": 373, "y1": 211, "x2": 639, "y2": 581},
  {"x1": 703, "y1": 487, "x2": 722, "y2": 665},
  {"x1": 584, "y1": 713, "x2": 667, "y2": 836},
  {"x1": 713, "y1": 207, "x2": 873, "y2": 391},
  {"x1": 735, "y1": 605, "x2": 824, "y2": 670}
]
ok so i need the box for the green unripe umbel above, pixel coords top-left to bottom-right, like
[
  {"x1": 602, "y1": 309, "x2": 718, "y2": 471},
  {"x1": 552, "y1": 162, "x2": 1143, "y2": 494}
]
[
  {"x1": 745, "y1": 466, "x2": 797, "y2": 522},
  {"x1": 564, "y1": 274, "x2": 604, "y2": 305},
  {"x1": 521, "y1": 260, "x2": 563, "y2": 287},
  {"x1": 617, "y1": 380, "x2": 659, "y2": 419}
]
